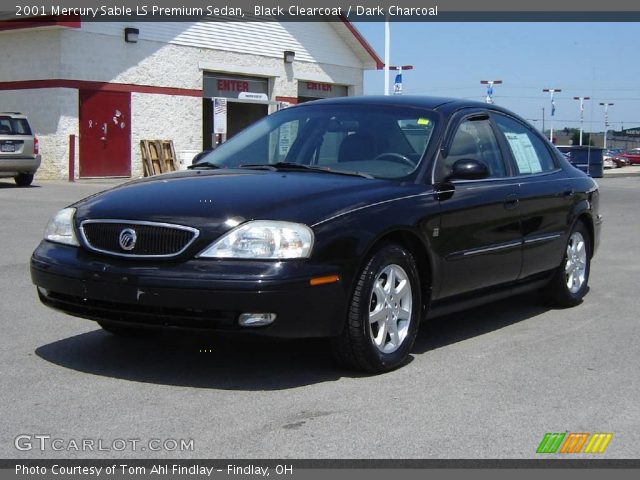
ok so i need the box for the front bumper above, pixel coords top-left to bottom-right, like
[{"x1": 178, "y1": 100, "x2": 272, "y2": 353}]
[{"x1": 30, "y1": 241, "x2": 350, "y2": 338}]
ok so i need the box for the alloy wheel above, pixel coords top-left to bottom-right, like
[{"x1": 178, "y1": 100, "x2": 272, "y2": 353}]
[
  {"x1": 368, "y1": 264, "x2": 413, "y2": 354},
  {"x1": 565, "y1": 231, "x2": 587, "y2": 294}
]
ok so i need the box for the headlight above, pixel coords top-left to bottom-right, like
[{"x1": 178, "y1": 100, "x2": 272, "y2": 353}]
[
  {"x1": 44, "y1": 208, "x2": 79, "y2": 247},
  {"x1": 199, "y1": 220, "x2": 314, "y2": 259}
]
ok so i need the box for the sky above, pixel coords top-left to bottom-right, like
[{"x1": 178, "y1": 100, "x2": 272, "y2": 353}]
[{"x1": 353, "y1": 22, "x2": 640, "y2": 133}]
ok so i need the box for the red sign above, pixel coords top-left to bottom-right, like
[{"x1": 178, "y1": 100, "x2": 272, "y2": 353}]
[
  {"x1": 306, "y1": 82, "x2": 332, "y2": 92},
  {"x1": 217, "y1": 79, "x2": 249, "y2": 93}
]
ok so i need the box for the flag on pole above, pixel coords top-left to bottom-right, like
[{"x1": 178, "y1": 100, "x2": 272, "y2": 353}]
[
  {"x1": 393, "y1": 72, "x2": 402, "y2": 95},
  {"x1": 485, "y1": 83, "x2": 494, "y2": 104},
  {"x1": 551, "y1": 92, "x2": 556, "y2": 116},
  {"x1": 213, "y1": 97, "x2": 227, "y2": 134}
]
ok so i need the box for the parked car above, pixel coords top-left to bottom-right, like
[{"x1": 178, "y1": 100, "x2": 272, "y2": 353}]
[
  {"x1": 603, "y1": 157, "x2": 616, "y2": 169},
  {"x1": 613, "y1": 157, "x2": 628, "y2": 168},
  {"x1": 30, "y1": 96, "x2": 601, "y2": 373},
  {"x1": 621, "y1": 148, "x2": 640, "y2": 165},
  {"x1": 603, "y1": 149, "x2": 628, "y2": 168},
  {"x1": 0, "y1": 112, "x2": 41, "y2": 186}
]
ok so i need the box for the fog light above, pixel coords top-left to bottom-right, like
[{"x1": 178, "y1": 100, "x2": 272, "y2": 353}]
[
  {"x1": 238, "y1": 313, "x2": 276, "y2": 327},
  {"x1": 37, "y1": 286, "x2": 49, "y2": 296}
]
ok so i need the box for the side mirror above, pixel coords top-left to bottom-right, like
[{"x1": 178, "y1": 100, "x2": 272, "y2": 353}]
[
  {"x1": 448, "y1": 158, "x2": 489, "y2": 181},
  {"x1": 191, "y1": 149, "x2": 213, "y2": 165}
]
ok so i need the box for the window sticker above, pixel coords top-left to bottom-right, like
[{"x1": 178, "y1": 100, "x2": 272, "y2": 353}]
[
  {"x1": 503, "y1": 132, "x2": 542, "y2": 174},
  {"x1": 278, "y1": 123, "x2": 292, "y2": 156},
  {"x1": 417, "y1": 118, "x2": 430, "y2": 126}
]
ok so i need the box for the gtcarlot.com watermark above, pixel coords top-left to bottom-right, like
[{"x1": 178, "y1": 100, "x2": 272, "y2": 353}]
[{"x1": 15, "y1": 434, "x2": 194, "y2": 453}]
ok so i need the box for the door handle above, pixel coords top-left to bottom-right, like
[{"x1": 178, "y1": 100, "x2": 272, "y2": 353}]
[
  {"x1": 433, "y1": 182, "x2": 455, "y2": 201},
  {"x1": 504, "y1": 194, "x2": 519, "y2": 210}
]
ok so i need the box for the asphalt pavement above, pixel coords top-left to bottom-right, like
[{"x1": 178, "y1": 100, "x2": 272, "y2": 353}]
[{"x1": 0, "y1": 175, "x2": 638, "y2": 459}]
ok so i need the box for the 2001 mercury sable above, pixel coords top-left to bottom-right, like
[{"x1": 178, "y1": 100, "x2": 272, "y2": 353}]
[{"x1": 31, "y1": 96, "x2": 601, "y2": 372}]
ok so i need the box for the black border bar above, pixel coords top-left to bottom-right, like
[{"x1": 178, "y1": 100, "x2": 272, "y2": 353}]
[{"x1": 2, "y1": 459, "x2": 640, "y2": 468}]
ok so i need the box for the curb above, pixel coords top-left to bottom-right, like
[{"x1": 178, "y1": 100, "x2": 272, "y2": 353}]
[{"x1": 602, "y1": 166, "x2": 640, "y2": 178}]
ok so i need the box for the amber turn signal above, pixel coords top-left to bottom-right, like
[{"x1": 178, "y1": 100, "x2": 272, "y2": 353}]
[{"x1": 309, "y1": 275, "x2": 340, "y2": 286}]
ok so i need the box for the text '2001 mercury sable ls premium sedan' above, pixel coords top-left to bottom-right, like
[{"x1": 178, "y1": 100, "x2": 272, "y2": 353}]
[{"x1": 31, "y1": 96, "x2": 601, "y2": 373}]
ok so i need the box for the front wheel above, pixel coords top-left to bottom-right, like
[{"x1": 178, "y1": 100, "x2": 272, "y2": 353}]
[
  {"x1": 331, "y1": 244, "x2": 421, "y2": 373},
  {"x1": 544, "y1": 221, "x2": 591, "y2": 307}
]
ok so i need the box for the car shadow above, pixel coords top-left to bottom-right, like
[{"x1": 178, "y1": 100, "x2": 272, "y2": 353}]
[
  {"x1": 0, "y1": 182, "x2": 40, "y2": 189},
  {"x1": 35, "y1": 331, "x2": 348, "y2": 390},
  {"x1": 414, "y1": 292, "x2": 550, "y2": 353},
  {"x1": 35, "y1": 292, "x2": 550, "y2": 390}
]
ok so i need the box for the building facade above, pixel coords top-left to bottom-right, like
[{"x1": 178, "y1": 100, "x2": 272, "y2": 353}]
[{"x1": 0, "y1": 18, "x2": 381, "y2": 179}]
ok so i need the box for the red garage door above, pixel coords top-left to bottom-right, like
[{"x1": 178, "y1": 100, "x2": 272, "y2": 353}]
[{"x1": 79, "y1": 90, "x2": 131, "y2": 177}]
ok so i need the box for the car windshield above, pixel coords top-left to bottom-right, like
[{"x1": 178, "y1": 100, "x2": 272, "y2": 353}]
[
  {"x1": 193, "y1": 104, "x2": 438, "y2": 179},
  {"x1": 0, "y1": 117, "x2": 32, "y2": 135}
]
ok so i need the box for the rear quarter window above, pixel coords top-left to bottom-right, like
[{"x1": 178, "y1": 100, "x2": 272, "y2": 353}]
[{"x1": 494, "y1": 114, "x2": 557, "y2": 174}]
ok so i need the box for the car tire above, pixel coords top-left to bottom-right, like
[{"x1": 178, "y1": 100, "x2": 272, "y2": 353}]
[
  {"x1": 331, "y1": 243, "x2": 421, "y2": 373},
  {"x1": 14, "y1": 173, "x2": 34, "y2": 187},
  {"x1": 98, "y1": 321, "x2": 155, "y2": 337},
  {"x1": 544, "y1": 221, "x2": 591, "y2": 307}
]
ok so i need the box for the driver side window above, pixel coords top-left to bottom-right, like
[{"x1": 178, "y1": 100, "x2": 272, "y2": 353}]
[{"x1": 436, "y1": 118, "x2": 506, "y2": 181}]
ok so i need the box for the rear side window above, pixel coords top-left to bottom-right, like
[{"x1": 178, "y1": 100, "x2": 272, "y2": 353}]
[
  {"x1": 0, "y1": 117, "x2": 32, "y2": 135},
  {"x1": 494, "y1": 115, "x2": 556, "y2": 174}
]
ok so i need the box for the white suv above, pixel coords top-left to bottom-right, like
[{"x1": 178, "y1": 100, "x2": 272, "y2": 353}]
[{"x1": 0, "y1": 112, "x2": 41, "y2": 186}]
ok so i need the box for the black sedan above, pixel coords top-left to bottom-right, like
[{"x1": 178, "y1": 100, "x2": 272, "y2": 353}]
[{"x1": 31, "y1": 96, "x2": 601, "y2": 373}]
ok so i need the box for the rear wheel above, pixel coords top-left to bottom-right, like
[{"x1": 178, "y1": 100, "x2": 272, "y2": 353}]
[
  {"x1": 14, "y1": 173, "x2": 34, "y2": 186},
  {"x1": 544, "y1": 221, "x2": 591, "y2": 307},
  {"x1": 331, "y1": 244, "x2": 421, "y2": 373}
]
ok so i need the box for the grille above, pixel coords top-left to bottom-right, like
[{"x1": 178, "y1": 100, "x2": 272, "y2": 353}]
[
  {"x1": 80, "y1": 220, "x2": 199, "y2": 258},
  {"x1": 40, "y1": 290, "x2": 238, "y2": 330}
]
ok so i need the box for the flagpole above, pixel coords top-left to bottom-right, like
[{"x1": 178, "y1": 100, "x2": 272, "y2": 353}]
[
  {"x1": 543, "y1": 88, "x2": 561, "y2": 143},
  {"x1": 384, "y1": 19, "x2": 390, "y2": 95},
  {"x1": 573, "y1": 96, "x2": 590, "y2": 146},
  {"x1": 550, "y1": 92, "x2": 555, "y2": 144},
  {"x1": 599, "y1": 102, "x2": 614, "y2": 149}
]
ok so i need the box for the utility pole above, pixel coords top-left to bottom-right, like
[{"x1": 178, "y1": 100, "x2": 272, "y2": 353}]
[
  {"x1": 543, "y1": 88, "x2": 561, "y2": 143},
  {"x1": 573, "y1": 96, "x2": 590, "y2": 146},
  {"x1": 480, "y1": 80, "x2": 502, "y2": 104},
  {"x1": 542, "y1": 107, "x2": 545, "y2": 135},
  {"x1": 599, "y1": 102, "x2": 614, "y2": 149}
]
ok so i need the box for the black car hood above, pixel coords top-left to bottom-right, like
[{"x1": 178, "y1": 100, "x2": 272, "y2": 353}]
[{"x1": 73, "y1": 169, "x2": 424, "y2": 235}]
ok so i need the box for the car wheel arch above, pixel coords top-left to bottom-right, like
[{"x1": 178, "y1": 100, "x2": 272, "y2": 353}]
[
  {"x1": 357, "y1": 229, "x2": 434, "y2": 319},
  {"x1": 568, "y1": 203, "x2": 595, "y2": 259},
  {"x1": 574, "y1": 213, "x2": 595, "y2": 259}
]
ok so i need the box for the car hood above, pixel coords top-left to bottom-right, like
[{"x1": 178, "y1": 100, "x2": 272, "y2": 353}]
[{"x1": 73, "y1": 169, "x2": 424, "y2": 236}]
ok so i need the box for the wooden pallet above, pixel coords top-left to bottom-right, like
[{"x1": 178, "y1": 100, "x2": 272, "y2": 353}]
[{"x1": 140, "y1": 140, "x2": 178, "y2": 176}]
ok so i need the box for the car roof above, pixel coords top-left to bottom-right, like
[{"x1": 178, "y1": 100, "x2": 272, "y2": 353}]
[
  {"x1": 0, "y1": 112, "x2": 27, "y2": 118},
  {"x1": 296, "y1": 95, "x2": 517, "y2": 117}
]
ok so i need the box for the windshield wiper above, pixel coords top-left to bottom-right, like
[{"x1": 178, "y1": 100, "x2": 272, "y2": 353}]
[
  {"x1": 187, "y1": 161, "x2": 221, "y2": 170},
  {"x1": 239, "y1": 162, "x2": 373, "y2": 178},
  {"x1": 237, "y1": 163, "x2": 278, "y2": 171}
]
